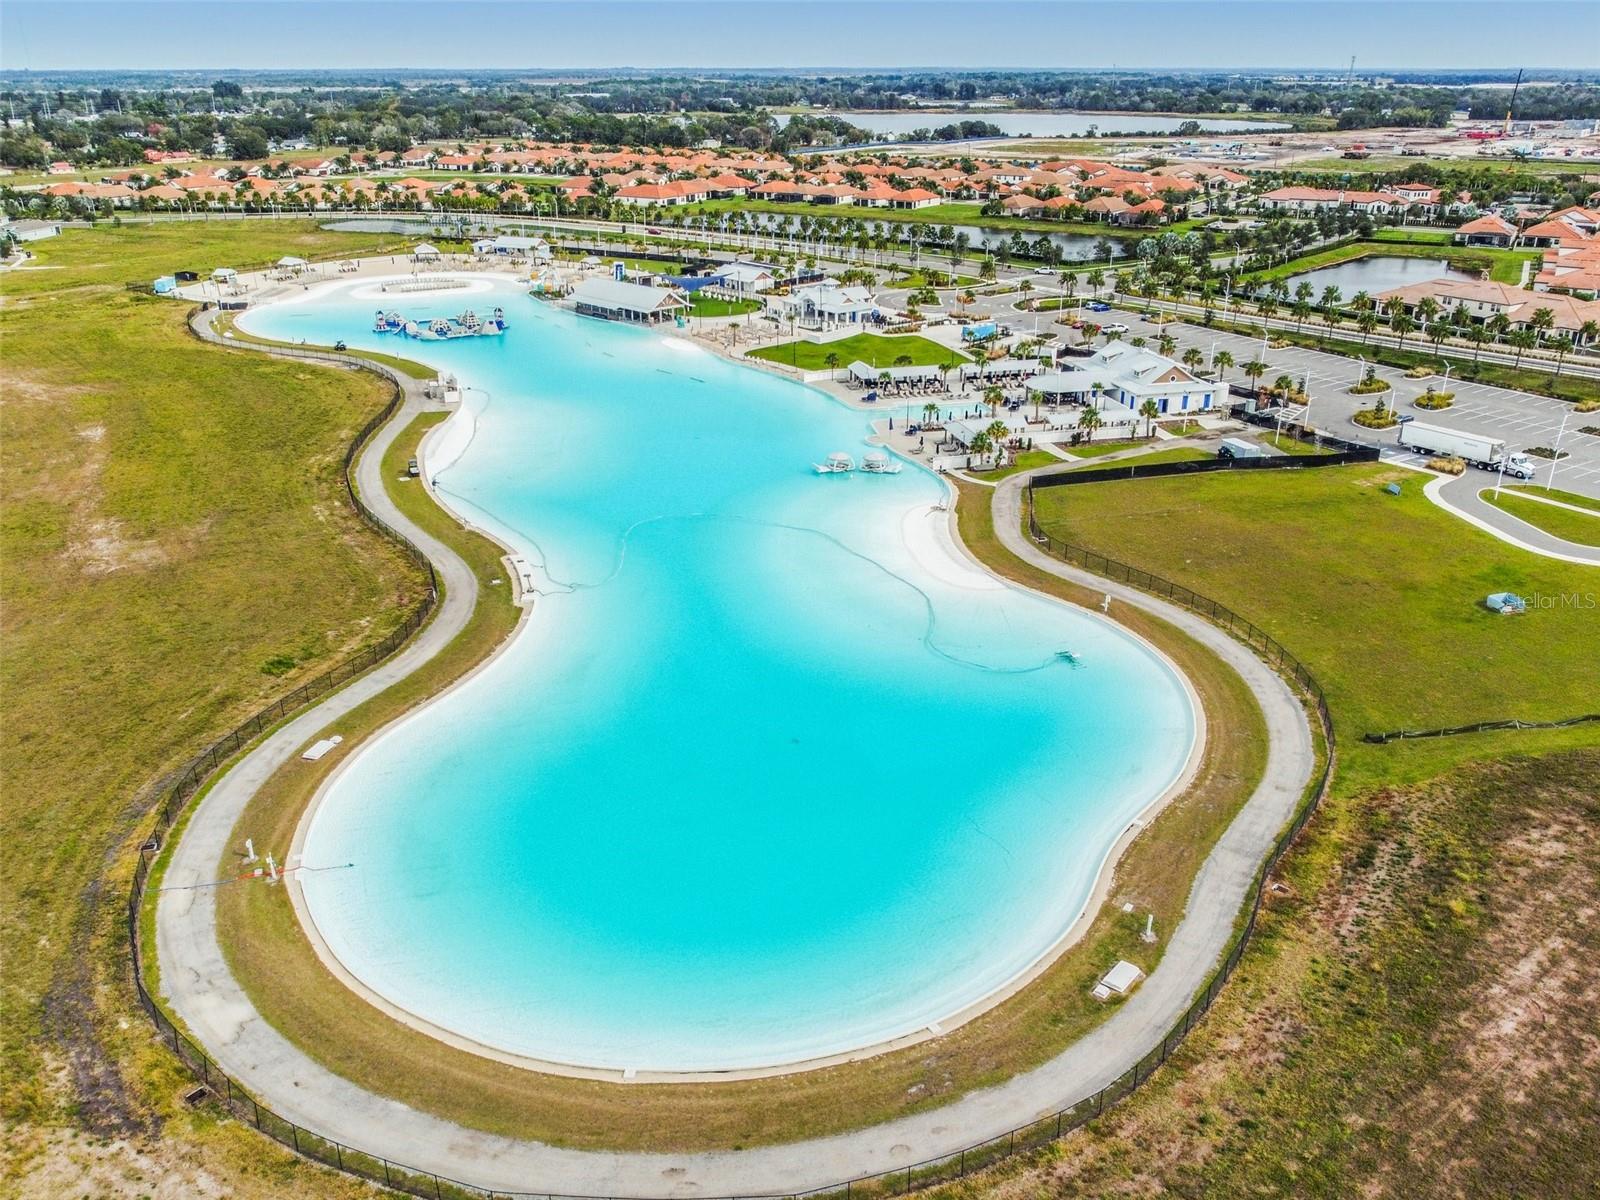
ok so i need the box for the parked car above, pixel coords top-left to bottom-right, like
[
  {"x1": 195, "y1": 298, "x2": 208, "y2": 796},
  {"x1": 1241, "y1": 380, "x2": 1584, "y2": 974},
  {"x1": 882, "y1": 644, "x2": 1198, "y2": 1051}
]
[
  {"x1": 407, "y1": 456, "x2": 421, "y2": 477},
  {"x1": 1102, "y1": 322, "x2": 1130, "y2": 335},
  {"x1": 1084, "y1": 301, "x2": 1111, "y2": 312},
  {"x1": 1034, "y1": 266, "x2": 1054, "y2": 274}
]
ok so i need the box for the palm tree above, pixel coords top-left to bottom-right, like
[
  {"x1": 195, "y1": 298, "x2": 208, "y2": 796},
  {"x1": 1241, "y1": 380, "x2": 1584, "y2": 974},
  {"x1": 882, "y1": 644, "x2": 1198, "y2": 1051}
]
[
  {"x1": 1242, "y1": 358, "x2": 1267, "y2": 393},
  {"x1": 986, "y1": 419, "x2": 1012, "y2": 465},
  {"x1": 1391, "y1": 313, "x2": 1415, "y2": 349},
  {"x1": 1550, "y1": 333, "x2": 1574, "y2": 377},
  {"x1": 1213, "y1": 348, "x2": 1234, "y2": 380},
  {"x1": 1077, "y1": 404, "x2": 1105, "y2": 444},
  {"x1": 1467, "y1": 325, "x2": 1488, "y2": 364},
  {"x1": 968, "y1": 429, "x2": 993, "y2": 463},
  {"x1": 923, "y1": 401, "x2": 941, "y2": 427},
  {"x1": 1139, "y1": 398, "x2": 1160, "y2": 437},
  {"x1": 984, "y1": 384, "x2": 1005, "y2": 416},
  {"x1": 824, "y1": 351, "x2": 840, "y2": 380},
  {"x1": 1357, "y1": 311, "x2": 1379, "y2": 345},
  {"x1": 1508, "y1": 328, "x2": 1536, "y2": 368},
  {"x1": 1158, "y1": 332, "x2": 1177, "y2": 357},
  {"x1": 1529, "y1": 306, "x2": 1555, "y2": 344},
  {"x1": 1181, "y1": 347, "x2": 1204, "y2": 373}
]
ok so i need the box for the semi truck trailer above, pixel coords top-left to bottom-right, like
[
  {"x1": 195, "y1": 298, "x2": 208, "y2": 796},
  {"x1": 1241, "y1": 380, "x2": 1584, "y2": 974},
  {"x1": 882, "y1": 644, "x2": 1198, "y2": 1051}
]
[{"x1": 1397, "y1": 421, "x2": 1537, "y2": 479}]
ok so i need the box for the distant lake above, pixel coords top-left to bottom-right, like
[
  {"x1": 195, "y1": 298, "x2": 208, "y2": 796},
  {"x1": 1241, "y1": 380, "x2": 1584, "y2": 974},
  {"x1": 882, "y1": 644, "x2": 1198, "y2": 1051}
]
[
  {"x1": 780, "y1": 110, "x2": 1290, "y2": 140},
  {"x1": 1283, "y1": 256, "x2": 1477, "y2": 296}
]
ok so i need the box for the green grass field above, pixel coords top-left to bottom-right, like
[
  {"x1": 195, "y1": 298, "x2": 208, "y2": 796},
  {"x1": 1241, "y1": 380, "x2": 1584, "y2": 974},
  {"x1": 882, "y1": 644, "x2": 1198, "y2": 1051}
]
[
  {"x1": 2, "y1": 218, "x2": 410, "y2": 294},
  {"x1": 687, "y1": 293, "x2": 762, "y2": 318},
  {"x1": 1482, "y1": 488, "x2": 1600, "y2": 548},
  {"x1": 1057, "y1": 437, "x2": 1152, "y2": 458},
  {"x1": 963, "y1": 448, "x2": 1061, "y2": 480},
  {"x1": 747, "y1": 332, "x2": 968, "y2": 370},
  {"x1": 1, "y1": 221, "x2": 426, "y2": 1145},
  {"x1": 1030, "y1": 462, "x2": 1600, "y2": 790}
]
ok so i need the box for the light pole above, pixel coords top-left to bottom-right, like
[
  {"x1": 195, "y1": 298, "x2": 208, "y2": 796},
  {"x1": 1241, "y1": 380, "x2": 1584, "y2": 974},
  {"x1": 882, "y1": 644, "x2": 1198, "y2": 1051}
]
[{"x1": 1546, "y1": 409, "x2": 1571, "y2": 494}]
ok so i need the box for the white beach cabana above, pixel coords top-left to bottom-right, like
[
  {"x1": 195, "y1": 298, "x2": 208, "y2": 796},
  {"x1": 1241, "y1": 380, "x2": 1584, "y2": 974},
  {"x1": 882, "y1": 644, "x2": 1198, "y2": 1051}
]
[
  {"x1": 944, "y1": 412, "x2": 1032, "y2": 449},
  {"x1": 847, "y1": 360, "x2": 946, "y2": 387},
  {"x1": 276, "y1": 255, "x2": 308, "y2": 269},
  {"x1": 959, "y1": 357, "x2": 1045, "y2": 381},
  {"x1": 411, "y1": 242, "x2": 442, "y2": 261}
]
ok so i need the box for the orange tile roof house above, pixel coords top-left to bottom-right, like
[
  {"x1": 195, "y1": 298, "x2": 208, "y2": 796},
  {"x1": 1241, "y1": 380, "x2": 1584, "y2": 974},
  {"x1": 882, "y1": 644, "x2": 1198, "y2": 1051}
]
[
  {"x1": 39, "y1": 181, "x2": 138, "y2": 206},
  {"x1": 1376, "y1": 277, "x2": 1600, "y2": 342},
  {"x1": 1258, "y1": 186, "x2": 1396, "y2": 215},
  {"x1": 1453, "y1": 213, "x2": 1518, "y2": 248},
  {"x1": 885, "y1": 186, "x2": 940, "y2": 209},
  {"x1": 1520, "y1": 206, "x2": 1600, "y2": 249},
  {"x1": 614, "y1": 179, "x2": 711, "y2": 206}
]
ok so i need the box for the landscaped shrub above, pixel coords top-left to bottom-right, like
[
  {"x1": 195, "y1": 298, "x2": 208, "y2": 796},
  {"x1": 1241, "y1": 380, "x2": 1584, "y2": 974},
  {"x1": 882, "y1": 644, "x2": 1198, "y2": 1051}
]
[
  {"x1": 1575, "y1": 399, "x2": 1600, "y2": 413},
  {"x1": 1352, "y1": 398, "x2": 1398, "y2": 428},
  {"x1": 1349, "y1": 364, "x2": 1392, "y2": 395},
  {"x1": 1414, "y1": 388, "x2": 1455, "y2": 409},
  {"x1": 1427, "y1": 455, "x2": 1466, "y2": 475}
]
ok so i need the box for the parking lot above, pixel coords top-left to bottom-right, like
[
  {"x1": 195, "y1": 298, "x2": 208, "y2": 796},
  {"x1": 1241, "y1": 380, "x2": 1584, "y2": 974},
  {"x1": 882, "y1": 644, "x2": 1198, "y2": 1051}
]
[{"x1": 1060, "y1": 309, "x2": 1600, "y2": 498}]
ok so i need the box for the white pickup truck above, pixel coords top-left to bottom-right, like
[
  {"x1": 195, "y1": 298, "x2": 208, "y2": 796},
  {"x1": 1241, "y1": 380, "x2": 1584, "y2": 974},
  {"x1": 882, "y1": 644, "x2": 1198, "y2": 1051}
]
[{"x1": 1397, "y1": 421, "x2": 1537, "y2": 479}]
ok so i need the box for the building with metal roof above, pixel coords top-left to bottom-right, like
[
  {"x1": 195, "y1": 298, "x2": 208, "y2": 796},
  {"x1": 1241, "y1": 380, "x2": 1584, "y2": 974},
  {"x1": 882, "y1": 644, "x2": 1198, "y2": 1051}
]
[{"x1": 570, "y1": 277, "x2": 691, "y2": 323}]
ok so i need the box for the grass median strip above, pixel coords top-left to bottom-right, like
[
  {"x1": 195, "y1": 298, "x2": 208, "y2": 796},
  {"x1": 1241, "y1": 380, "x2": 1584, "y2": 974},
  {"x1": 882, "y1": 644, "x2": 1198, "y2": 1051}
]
[{"x1": 1481, "y1": 488, "x2": 1600, "y2": 549}]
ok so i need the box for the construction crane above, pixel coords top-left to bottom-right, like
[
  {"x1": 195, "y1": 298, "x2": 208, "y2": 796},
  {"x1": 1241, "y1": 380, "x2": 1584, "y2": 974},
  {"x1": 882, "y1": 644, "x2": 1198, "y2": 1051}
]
[
  {"x1": 1345, "y1": 56, "x2": 1356, "y2": 86},
  {"x1": 1503, "y1": 68, "x2": 1524, "y2": 137}
]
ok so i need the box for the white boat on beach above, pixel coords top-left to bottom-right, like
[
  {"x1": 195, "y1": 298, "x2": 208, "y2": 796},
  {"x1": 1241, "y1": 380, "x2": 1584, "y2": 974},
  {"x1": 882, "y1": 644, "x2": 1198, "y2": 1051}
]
[
  {"x1": 860, "y1": 451, "x2": 903, "y2": 475},
  {"x1": 814, "y1": 452, "x2": 855, "y2": 474}
]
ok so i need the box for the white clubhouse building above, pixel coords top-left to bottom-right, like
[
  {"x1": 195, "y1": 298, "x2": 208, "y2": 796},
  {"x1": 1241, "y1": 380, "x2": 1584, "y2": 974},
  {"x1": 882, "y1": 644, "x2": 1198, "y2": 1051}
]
[{"x1": 1033, "y1": 344, "x2": 1218, "y2": 416}]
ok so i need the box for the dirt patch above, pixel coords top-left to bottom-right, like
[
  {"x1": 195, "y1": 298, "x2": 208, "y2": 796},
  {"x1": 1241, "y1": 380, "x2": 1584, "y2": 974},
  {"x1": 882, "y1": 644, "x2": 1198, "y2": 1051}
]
[
  {"x1": 4, "y1": 1125, "x2": 229, "y2": 1200},
  {"x1": 65, "y1": 517, "x2": 173, "y2": 575}
]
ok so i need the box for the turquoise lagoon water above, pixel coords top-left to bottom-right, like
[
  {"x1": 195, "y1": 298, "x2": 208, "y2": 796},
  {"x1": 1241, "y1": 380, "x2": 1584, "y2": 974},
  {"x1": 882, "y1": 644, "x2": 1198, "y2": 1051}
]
[{"x1": 240, "y1": 278, "x2": 1195, "y2": 1072}]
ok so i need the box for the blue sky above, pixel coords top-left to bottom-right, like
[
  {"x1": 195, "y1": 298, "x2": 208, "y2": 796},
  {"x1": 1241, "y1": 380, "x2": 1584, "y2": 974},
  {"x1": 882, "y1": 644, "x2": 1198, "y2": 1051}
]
[{"x1": 2, "y1": 1, "x2": 1596, "y2": 72}]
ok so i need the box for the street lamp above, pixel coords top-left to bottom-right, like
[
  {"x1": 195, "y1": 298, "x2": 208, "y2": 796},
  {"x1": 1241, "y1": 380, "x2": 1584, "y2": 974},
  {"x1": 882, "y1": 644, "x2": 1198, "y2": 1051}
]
[{"x1": 1546, "y1": 409, "x2": 1571, "y2": 494}]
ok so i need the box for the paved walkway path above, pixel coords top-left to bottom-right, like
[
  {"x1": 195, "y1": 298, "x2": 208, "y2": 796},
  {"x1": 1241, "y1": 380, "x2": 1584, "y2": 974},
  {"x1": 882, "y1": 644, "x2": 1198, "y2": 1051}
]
[
  {"x1": 155, "y1": 325, "x2": 1317, "y2": 1198},
  {"x1": 1427, "y1": 472, "x2": 1600, "y2": 565}
]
